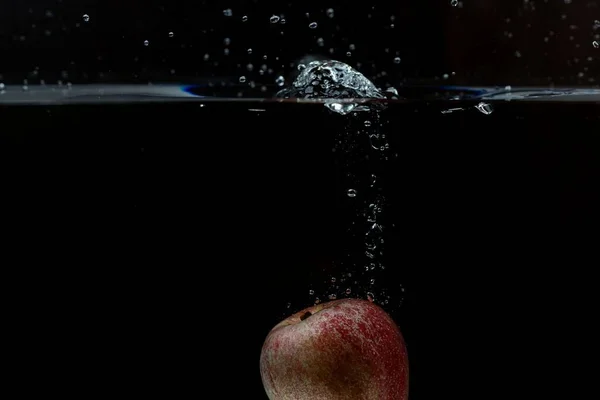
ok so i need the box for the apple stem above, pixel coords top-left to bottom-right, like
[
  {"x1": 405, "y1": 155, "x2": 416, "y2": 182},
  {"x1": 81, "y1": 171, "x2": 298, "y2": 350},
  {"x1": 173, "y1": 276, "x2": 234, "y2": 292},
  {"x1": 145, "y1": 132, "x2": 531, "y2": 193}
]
[{"x1": 300, "y1": 311, "x2": 312, "y2": 321}]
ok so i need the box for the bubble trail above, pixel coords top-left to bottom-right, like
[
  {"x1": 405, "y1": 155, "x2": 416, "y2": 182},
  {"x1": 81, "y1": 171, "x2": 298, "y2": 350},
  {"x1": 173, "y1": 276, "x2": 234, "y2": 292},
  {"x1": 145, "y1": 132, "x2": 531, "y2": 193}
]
[{"x1": 277, "y1": 60, "x2": 395, "y2": 306}]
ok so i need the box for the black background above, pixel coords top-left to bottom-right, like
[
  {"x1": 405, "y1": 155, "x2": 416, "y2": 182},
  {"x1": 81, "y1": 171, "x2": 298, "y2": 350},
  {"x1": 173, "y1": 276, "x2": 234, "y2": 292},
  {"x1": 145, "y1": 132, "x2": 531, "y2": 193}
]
[
  {"x1": 3, "y1": 100, "x2": 599, "y2": 399},
  {"x1": 3, "y1": 0, "x2": 600, "y2": 87},
  {"x1": 2, "y1": 1, "x2": 600, "y2": 399}
]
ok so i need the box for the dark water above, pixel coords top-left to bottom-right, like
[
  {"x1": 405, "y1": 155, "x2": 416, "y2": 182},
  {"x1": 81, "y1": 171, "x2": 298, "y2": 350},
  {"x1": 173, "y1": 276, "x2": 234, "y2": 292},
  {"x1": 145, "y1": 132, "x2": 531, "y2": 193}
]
[{"x1": 2, "y1": 98, "x2": 599, "y2": 398}]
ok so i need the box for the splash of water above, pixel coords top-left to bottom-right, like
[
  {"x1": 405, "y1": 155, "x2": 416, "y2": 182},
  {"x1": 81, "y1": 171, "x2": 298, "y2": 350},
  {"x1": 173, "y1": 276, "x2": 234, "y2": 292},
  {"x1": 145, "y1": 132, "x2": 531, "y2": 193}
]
[
  {"x1": 276, "y1": 59, "x2": 385, "y2": 115},
  {"x1": 279, "y1": 59, "x2": 399, "y2": 307}
]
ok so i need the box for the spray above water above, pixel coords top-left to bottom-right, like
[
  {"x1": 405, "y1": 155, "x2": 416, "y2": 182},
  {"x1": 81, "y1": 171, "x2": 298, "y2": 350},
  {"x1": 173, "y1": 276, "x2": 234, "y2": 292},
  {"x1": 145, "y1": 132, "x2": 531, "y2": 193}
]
[
  {"x1": 276, "y1": 59, "x2": 385, "y2": 115},
  {"x1": 278, "y1": 59, "x2": 401, "y2": 308}
]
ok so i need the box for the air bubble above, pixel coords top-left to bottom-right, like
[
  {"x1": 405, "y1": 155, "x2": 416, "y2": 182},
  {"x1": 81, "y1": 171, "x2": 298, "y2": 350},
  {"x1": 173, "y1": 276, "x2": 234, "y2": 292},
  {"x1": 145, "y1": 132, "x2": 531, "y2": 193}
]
[
  {"x1": 347, "y1": 189, "x2": 357, "y2": 197},
  {"x1": 168, "y1": 31, "x2": 174, "y2": 38},
  {"x1": 275, "y1": 75, "x2": 285, "y2": 86},
  {"x1": 326, "y1": 8, "x2": 334, "y2": 18},
  {"x1": 270, "y1": 15, "x2": 280, "y2": 24},
  {"x1": 223, "y1": 9, "x2": 232, "y2": 17},
  {"x1": 309, "y1": 22, "x2": 318, "y2": 29},
  {"x1": 346, "y1": 288, "x2": 352, "y2": 294},
  {"x1": 451, "y1": 0, "x2": 458, "y2": 6},
  {"x1": 83, "y1": 14, "x2": 90, "y2": 22},
  {"x1": 239, "y1": 76, "x2": 246, "y2": 83},
  {"x1": 143, "y1": 40, "x2": 149, "y2": 46},
  {"x1": 242, "y1": 16, "x2": 248, "y2": 22},
  {"x1": 475, "y1": 102, "x2": 493, "y2": 115},
  {"x1": 594, "y1": 41, "x2": 599, "y2": 48},
  {"x1": 394, "y1": 57, "x2": 401, "y2": 64},
  {"x1": 309, "y1": 289, "x2": 314, "y2": 295}
]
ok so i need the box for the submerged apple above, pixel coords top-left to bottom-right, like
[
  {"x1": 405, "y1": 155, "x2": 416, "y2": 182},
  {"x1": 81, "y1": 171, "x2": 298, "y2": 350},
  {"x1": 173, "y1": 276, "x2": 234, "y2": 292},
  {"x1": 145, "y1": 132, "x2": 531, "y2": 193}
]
[{"x1": 260, "y1": 298, "x2": 408, "y2": 400}]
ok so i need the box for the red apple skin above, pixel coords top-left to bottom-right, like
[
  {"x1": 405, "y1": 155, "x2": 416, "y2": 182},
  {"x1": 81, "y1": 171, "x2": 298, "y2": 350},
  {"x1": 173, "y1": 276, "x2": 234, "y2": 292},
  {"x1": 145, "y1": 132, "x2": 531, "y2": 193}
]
[{"x1": 260, "y1": 298, "x2": 409, "y2": 400}]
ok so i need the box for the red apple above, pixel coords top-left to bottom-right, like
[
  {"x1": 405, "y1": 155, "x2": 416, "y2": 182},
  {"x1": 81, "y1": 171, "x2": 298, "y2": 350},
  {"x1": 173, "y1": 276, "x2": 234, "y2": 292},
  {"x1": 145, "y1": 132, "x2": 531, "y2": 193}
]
[{"x1": 260, "y1": 298, "x2": 409, "y2": 400}]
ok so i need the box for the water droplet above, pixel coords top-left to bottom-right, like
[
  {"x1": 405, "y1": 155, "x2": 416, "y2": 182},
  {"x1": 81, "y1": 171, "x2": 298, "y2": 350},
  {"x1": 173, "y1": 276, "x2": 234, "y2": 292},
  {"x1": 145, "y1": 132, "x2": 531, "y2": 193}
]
[
  {"x1": 82, "y1": 14, "x2": 90, "y2": 22},
  {"x1": 168, "y1": 31, "x2": 174, "y2": 38},
  {"x1": 239, "y1": 76, "x2": 246, "y2": 83},
  {"x1": 326, "y1": 8, "x2": 335, "y2": 18},
  {"x1": 143, "y1": 40, "x2": 149, "y2": 46},
  {"x1": 347, "y1": 189, "x2": 357, "y2": 197},
  {"x1": 223, "y1": 9, "x2": 232, "y2": 17},
  {"x1": 475, "y1": 102, "x2": 493, "y2": 115},
  {"x1": 309, "y1": 22, "x2": 318, "y2": 29},
  {"x1": 270, "y1": 15, "x2": 280, "y2": 24}
]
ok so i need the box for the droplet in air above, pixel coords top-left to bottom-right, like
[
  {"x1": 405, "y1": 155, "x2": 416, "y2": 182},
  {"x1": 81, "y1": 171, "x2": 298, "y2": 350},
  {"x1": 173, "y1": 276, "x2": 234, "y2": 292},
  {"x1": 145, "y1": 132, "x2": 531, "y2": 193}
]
[
  {"x1": 347, "y1": 189, "x2": 357, "y2": 197},
  {"x1": 83, "y1": 14, "x2": 90, "y2": 22},
  {"x1": 270, "y1": 15, "x2": 280, "y2": 24},
  {"x1": 309, "y1": 22, "x2": 318, "y2": 29}
]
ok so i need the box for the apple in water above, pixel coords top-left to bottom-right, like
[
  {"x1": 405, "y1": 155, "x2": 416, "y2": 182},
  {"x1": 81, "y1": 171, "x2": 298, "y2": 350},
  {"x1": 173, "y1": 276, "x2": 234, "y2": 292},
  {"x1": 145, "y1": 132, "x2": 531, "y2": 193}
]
[{"x1": 260, "y1": 298, "x2": 408, "y2": 400}]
